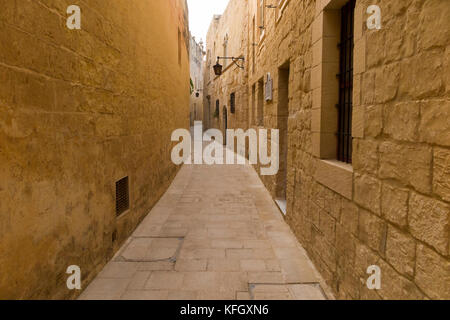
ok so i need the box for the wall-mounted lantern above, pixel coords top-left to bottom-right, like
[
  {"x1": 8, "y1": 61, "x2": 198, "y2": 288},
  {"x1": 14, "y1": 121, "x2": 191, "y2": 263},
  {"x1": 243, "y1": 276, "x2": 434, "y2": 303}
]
[
  {"x1": 193, "y1": 88, "x2": 203, "y2": 98},
  {"x1": 213, "y1": 56, "x2": 245, "y2": 76}
]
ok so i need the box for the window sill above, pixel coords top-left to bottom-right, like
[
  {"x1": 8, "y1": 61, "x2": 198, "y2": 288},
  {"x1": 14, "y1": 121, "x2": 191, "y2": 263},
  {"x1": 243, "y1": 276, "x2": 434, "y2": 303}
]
[{"x1": 314, "y1": 159, "x2": 353, "y2": 200}]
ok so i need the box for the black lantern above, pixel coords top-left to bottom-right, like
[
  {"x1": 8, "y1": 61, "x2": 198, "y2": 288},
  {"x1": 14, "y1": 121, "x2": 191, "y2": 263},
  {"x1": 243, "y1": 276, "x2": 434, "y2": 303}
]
[
  {"x1": 213, "y1": 56, "x2": 245, "y2": 77},
  {"x1": 213, "y1": 61, "x2": 223, "y2": 76}
]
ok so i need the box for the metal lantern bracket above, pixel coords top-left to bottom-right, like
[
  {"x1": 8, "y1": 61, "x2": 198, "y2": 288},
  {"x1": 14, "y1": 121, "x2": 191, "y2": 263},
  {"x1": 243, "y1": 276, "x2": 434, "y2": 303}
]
[{"x1": 217, "y1": 56, "x2": 245, "y2": 69}]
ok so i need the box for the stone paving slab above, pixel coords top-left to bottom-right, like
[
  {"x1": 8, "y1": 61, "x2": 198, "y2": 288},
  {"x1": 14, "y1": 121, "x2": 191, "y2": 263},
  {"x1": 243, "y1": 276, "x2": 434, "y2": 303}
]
[{"x1": 79, "y1": 145, "x2": 333, "y2": 300}]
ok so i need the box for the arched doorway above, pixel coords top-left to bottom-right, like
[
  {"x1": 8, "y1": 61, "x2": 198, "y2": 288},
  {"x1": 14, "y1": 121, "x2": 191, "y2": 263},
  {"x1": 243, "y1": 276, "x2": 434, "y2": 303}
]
[{"x1": 223, "y1": 106, "x2": 228, "y2": 145}]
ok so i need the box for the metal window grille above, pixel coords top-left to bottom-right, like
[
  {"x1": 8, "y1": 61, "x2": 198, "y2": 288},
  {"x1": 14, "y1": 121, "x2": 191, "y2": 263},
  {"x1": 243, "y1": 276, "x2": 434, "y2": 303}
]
[
  {"x1": 230, "y1": 93, "x2": 236, "y2": 114},
  {"x1": 115, "y1": 177, "x2": 129, "y2": 216},
  {"x1": 337, "y1": 0, "x2": 355, "y2": 164}
]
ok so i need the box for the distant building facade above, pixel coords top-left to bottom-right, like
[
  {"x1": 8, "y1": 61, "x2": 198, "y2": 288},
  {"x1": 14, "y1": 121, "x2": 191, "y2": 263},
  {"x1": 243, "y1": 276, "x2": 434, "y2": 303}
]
[
  {"x1": 203, "y1": 6, "x2": 249, "y2": 136},
  {"x1": 190, "y1": 35, "x2": 205, "y2": 126}
]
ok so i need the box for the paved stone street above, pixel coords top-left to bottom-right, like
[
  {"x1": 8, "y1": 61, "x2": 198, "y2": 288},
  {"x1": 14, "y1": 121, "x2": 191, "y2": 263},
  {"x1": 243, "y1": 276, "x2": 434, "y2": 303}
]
[{"x1": 80, "y1": 141, "x2": 333, "y2": 300}]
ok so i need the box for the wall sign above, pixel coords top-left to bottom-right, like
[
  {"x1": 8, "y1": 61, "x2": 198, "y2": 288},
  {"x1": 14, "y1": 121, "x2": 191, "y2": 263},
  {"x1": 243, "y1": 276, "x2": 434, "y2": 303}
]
[{"x1": 265, "y1": 73, "x2": 273, "y2": 102}]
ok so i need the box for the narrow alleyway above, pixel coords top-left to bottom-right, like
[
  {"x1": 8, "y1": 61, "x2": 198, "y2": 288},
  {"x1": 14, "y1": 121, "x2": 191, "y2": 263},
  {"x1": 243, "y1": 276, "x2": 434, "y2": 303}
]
[{"x1": 79, "y1": 137, "x2": 332, "y2": 300}]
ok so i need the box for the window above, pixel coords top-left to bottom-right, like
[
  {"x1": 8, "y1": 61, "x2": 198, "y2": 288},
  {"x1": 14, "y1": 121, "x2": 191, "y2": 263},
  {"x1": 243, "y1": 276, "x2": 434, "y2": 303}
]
[
  {"x1": 257, "y1": 78, "x2": 264, "y2": 126},
  {"x1": 230, "y1": 92, "x2": 236, "y2": 114},
  {"x1": 223, "y1": 34, "x2": 229, "y2": 68},
  {"x1": 252, "y1": 16, "x2": 256, "y2": 73},
  {"x1": 206, "y1": 96, "x2": 211, "y2": 125},
  {"x1": 257, "y1": 0, "x2": 265, "y2": 39},
  {"x1": 251, "y1": 83, "x2": 256, "y2": 125},
  {"x1": 215, "y1": 99, "x2": 220, "y2": 117},
  {"x1": 115, "y1": 177, "x2": 129, "y2": 216},
  {"x1": 310, "y1": 0, "x2": 357, "y2": 200},
  {"x1": 337, "y1": 0, "x2": 355, "y2": 163}
]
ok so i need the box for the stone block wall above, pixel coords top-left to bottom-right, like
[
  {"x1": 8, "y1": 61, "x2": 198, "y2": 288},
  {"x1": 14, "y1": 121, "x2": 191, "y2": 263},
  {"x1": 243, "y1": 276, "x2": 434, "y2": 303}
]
[
  {"x1": 0, "y1": 0, "x2": 190, "y2": 299},
  {"x1": 205, "y1": 0, "x2": 449, "y2": 299}
]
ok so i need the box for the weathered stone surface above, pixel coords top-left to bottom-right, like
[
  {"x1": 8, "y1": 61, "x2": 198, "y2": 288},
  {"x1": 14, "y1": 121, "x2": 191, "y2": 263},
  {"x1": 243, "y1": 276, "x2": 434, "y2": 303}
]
[
  {"x1": 358, "y1": 209, "x2": 387, "y2": 254},
  {"x1": 384, "y1": 102, "x2": 420, "y2": 142},
  {"x1": 415, "y1": 244, "x2": 450, "y2": 300},
  {"x1": 353, "y1": 139, "x2": 378, "y2": 174},
  {"x1": 375, "y1": 63, "x2": 400, "y2": 104},
  {"x1": 417, "y1": 0, "x2": 450, "y2": 51},
  {"x1": 362, "y1": 71, "x2": 376, "y2": 105},
  {"x1": 319, "y1": 210, "x2": 336, "y2": 243},
  {"x1": 409, "y1": 193, "x2": 449, "y2": 256},
  {"x1": 419, "y1": 100, "x2": 450, "y2": 147},
  {"x1": 340, "y1": 199, "x2": 359, "y2": 237},
  {"x1": 385, "y1": 226, "x2": 416, "y2": 277},
  {"x1": 379, "y1": 142, "x2": 432, "y2": 194},
  {"x1": 354, "y1": 242, "x2": 380, "y2": 278},
  {"x1": 364, "y1": 105, "x2": 383, "y2": 138},
  {"x1": 433, "y1": 148, "x2": 450, "y2": 202},
  {"x1": 336, "y1": 224, "x2": 356, "y2": 272},
  {"x1": 377, "y1": 260, "x2": 424, "y2": 300},
  {"x1": 354, "y1": 174, "x2": 381, "y2": 216},
  {"x1": 381, "y1": 183, "x2": 409, "y2": 228},
  {"x1": 399, "y1": 49, "x2": 444, "y2": 100}
]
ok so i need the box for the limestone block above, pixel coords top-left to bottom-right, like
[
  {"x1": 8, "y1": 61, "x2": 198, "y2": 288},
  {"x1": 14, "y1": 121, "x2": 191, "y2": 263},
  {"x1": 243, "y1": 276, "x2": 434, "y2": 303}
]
[
  {"x1": 353, "y1": 37, "x2": 366, "y2": 75},
  {"x1": 376, "y1": 260, "x2": 424, "y2": 300},
  {"x1": 374, "y1": 63, "x2": 400, "y2": 104},
  {"x1": 399, "y1": 49, "x2": 443, "y2": 99},
  {"x1": 419, "y1": 99, "x2": 450, "y2": 147},
  {"x1": 385, "y1": 226, "x2": 416, "y2": 277},
  {"x1": 353, "y1": 139, "x2": 379, "y2": 174},
  {"x1": 384, "y1": 101, "x2": 420, "y2": 142},
  {"x1": 358, "y1": 209, "x2": 387, "y2": 254},
  {"x1": 433, "y1": 148, "x2": 450, "y2": 202},
  {"x1": 366, "y1": 30, "x2": 385, "y2": 68},
  {"x1": 409, "y1": 192, "x2": 449, "y2": 256},
  {"x1": 381, "y1": 183, "x2": 408, "y2": 228},
  {"x1": 340, "y1": 199, "x2": 359, "y2": 237},
  {"x1": 415, "y1": 244, "x2": 450, "y2": 300},
  {"x1": 354, "y1": 174, "x2": 381, "y2": 216},
  {"x1": 354, "y1": 242, "x2": 380, "y2": 278},
  {"x1": 361, "y1": 70, "x2": 376, "y2": 105},
  {"x1": 364, "y1": 105, "x2": 383, "y2": 138},
  {"x1": 336, "y1": 223, "x2": 356, "y2": 270},
  {"x1": 417, "y1": 0, "x2": 450, "y2": 51},
  {"x1": 379, "y1": 141, "x2": 432, "y2": 194},
  {"x1": 319, "y1": 210, "x2": 336, "y2": 243}
]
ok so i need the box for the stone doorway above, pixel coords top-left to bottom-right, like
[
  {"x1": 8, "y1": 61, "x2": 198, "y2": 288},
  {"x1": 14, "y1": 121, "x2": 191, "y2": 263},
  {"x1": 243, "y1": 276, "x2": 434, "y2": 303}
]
[
  {"x1": 223, "y1": 106, "x2": 228, "y2": 145},
  {"x1": 276, "y1": 62, "x2": 290, "y2": 215}
]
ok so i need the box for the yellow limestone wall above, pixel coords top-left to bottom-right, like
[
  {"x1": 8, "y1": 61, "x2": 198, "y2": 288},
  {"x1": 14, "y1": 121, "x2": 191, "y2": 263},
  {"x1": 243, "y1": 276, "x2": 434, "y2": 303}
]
[{"x1": 0, "y1": 0, "x2": 190, "y2": 299}]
